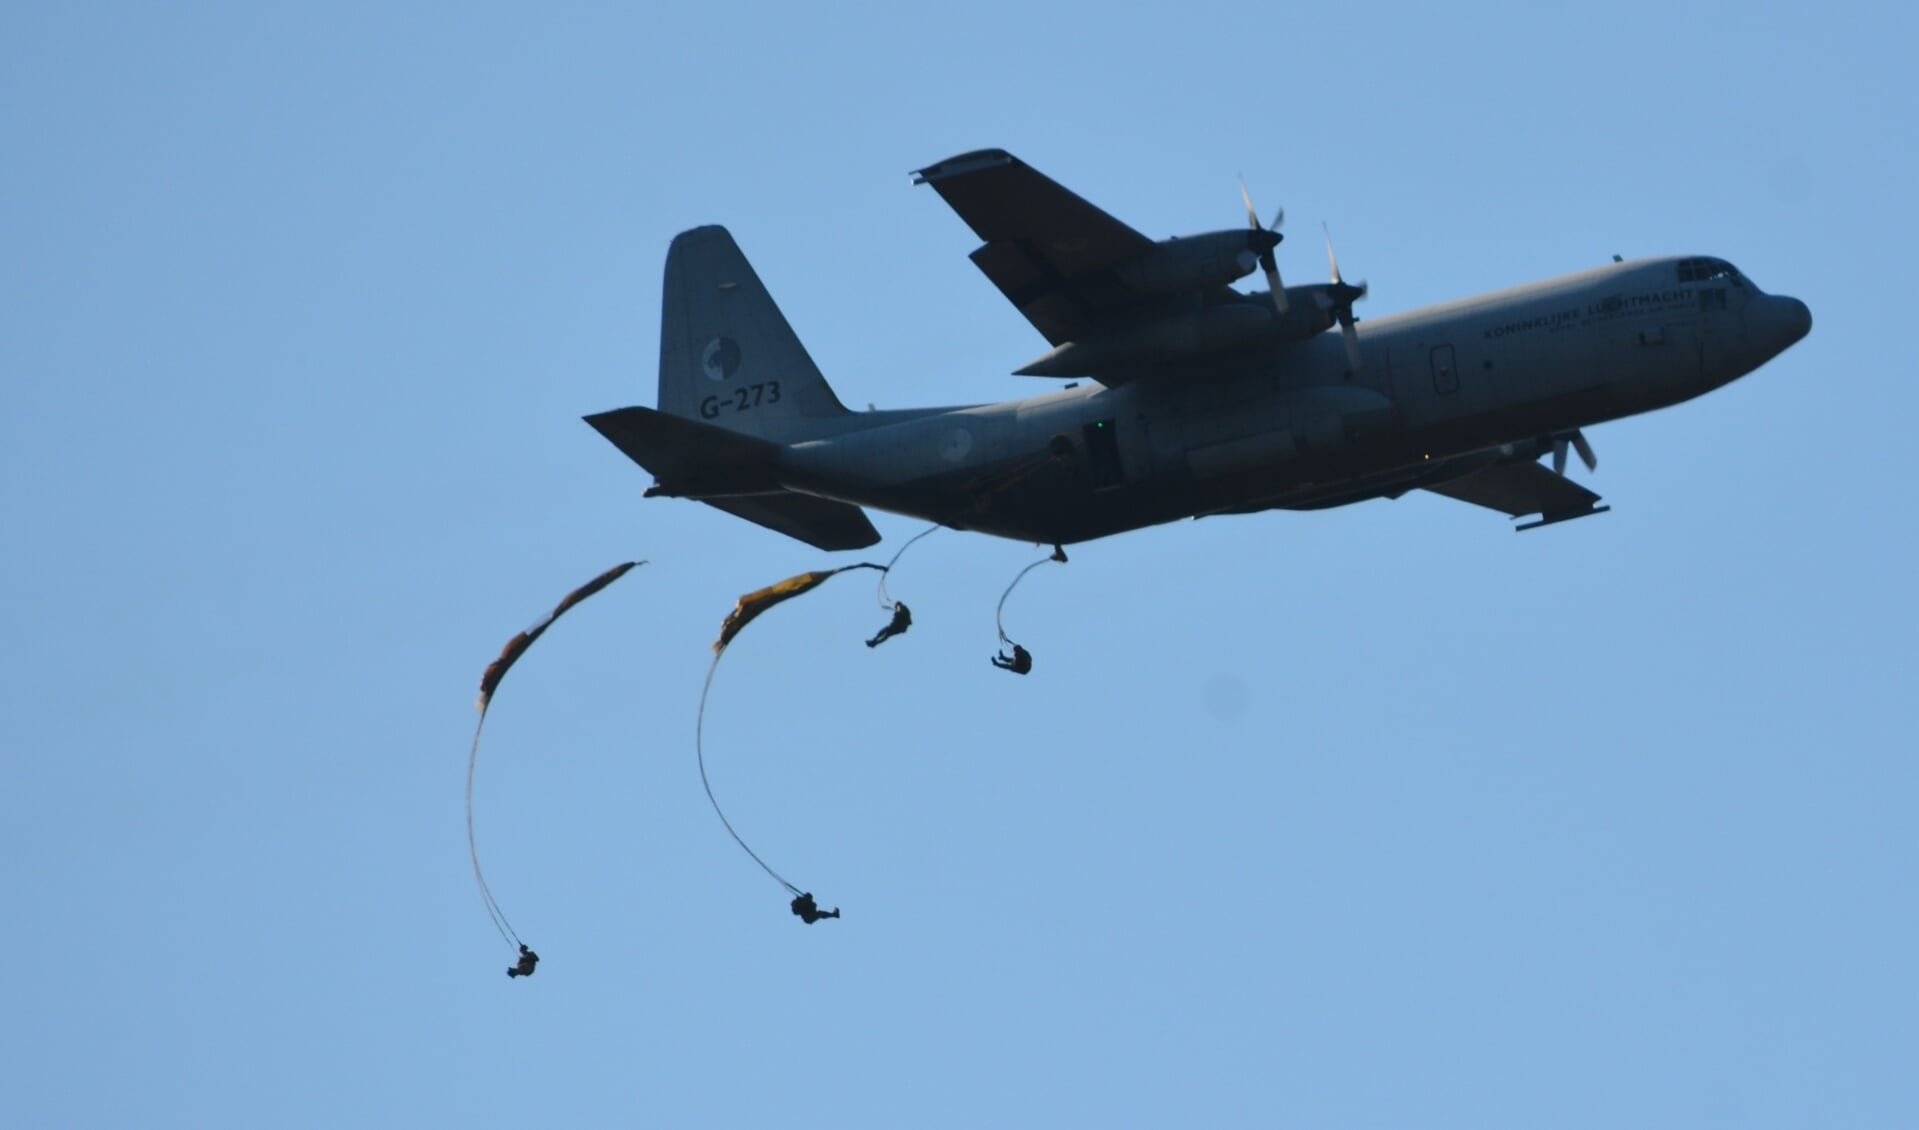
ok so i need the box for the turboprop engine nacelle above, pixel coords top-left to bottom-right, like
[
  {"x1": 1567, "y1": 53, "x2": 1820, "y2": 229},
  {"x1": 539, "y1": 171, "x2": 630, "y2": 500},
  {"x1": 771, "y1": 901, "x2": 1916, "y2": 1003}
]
[{"x1": 1115, "y1": 229, "x2": 1281, "y2": 293}]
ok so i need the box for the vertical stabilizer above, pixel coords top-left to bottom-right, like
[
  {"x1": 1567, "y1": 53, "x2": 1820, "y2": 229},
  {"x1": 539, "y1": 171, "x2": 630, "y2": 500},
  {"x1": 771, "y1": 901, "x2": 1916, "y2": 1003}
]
[{"x1": 657, "y1": 226, "x2": 849, "y2": 440}]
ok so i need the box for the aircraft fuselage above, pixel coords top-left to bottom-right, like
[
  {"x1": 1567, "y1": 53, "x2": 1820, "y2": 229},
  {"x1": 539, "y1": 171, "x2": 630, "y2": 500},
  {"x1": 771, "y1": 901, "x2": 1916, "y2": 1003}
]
[{"x1": 776, "y1": 256, "x2": 1810, "y2": 543}]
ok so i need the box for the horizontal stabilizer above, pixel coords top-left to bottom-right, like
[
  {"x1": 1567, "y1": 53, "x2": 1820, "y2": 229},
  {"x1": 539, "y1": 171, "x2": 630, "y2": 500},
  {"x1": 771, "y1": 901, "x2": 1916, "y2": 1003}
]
[
  {"x1": 585, "y1": 406, "x2": 781, "y2": 497},
  {"x1": 699, "y1": 493, "x2": 880, "y2": 551},
  {"x1": 584, "y1": 406, "x2": 879, "y2": 550}
]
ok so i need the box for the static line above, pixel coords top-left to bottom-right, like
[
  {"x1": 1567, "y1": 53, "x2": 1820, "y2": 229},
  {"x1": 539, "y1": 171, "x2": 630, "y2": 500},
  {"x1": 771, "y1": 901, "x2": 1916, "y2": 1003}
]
[
  {"x1": 995, "y1": 555, "x2": 1053, "y2": 645},
  {"x1": 696, "y1": 653, "x2": 801, "y2": 895},
  {"x1": 877, "y1": 524, "x2": 940, "y2": 609}
]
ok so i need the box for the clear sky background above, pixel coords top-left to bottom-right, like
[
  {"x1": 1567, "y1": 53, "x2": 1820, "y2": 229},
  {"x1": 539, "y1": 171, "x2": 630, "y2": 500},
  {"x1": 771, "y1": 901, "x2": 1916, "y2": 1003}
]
[{"x1": 4, "y1": 3, "x2": 1913, "y2": 1126}]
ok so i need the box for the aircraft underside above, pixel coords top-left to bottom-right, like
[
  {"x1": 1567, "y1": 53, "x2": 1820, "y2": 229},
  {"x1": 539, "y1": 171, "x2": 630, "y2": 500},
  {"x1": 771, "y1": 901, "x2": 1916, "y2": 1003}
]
[{"x1": 803, "y1": 420, "x2": 1544, "y2": 546}]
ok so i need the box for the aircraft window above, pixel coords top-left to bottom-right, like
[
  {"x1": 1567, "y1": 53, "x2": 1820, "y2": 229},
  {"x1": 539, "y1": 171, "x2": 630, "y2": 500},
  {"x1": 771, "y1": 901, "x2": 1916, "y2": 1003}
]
[{"x1": 1678, "y1": 257, "x2": 1746, "y2": 285}]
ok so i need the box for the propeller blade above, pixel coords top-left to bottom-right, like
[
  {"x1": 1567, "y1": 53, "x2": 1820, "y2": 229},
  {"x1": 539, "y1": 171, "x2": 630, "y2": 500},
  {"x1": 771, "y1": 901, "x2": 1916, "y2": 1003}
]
[
  {"x1": 1339, "y1": 313, "x2": 1362, "y2": 372},
  {"x1": 1238, "y1": 177, "x2": 1283, "y2": 232},
  {"x1": 1262, "y1": 254, "x2": 1288, "y2": 314},
  {"x1": 1240, "y1": 178, "x2": 1287, "y2": 314},
  {"x1": 1323, "y1": 224, "x2": 1343, "y2": 285},
  {"x1": 1551, "y1": 431, "x2": 1598, "y2": 476},
  {"x1": 1571, "y1": 430, "x2": 1598, "y2": 472}
]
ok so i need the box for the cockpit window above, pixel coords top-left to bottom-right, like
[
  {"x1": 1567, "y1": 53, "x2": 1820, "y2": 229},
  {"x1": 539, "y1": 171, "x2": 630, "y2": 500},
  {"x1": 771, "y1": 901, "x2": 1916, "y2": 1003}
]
[{"x1": 1677, "y1": 257, "x2": 1746, "y2": 285}]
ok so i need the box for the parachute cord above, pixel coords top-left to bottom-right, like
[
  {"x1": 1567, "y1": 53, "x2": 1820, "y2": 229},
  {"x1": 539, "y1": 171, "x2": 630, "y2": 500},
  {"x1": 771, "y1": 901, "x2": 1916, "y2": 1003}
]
[
  {"x1": 465, "y1": 711, "x2": 523, "y2": 950},
  {"x1": 877, "y1": 524, "x2": 940, "y2": 609},
  {"x1": 696, "y1": 654, "x2": 802, "y2": 896},
  {"x1": 996, "y1": 555, "x2": 1054, "y2": 645}
]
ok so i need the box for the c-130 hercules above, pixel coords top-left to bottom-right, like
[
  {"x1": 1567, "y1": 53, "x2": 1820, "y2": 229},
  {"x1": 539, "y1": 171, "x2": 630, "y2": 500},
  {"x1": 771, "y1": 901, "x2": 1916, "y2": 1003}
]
[{"x1": 588, "y1": 149, "x2": 1811, "y2": 550}]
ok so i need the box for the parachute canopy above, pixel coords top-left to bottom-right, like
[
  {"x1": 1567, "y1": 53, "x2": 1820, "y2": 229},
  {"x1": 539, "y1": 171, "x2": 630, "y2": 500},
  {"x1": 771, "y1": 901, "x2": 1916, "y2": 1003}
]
[
  {"x1": 712, "y1": 563, "x2": 881, "y2": 654},
  {"x1": 478, "y1": 561, "x2": 643, "y2": 711}
]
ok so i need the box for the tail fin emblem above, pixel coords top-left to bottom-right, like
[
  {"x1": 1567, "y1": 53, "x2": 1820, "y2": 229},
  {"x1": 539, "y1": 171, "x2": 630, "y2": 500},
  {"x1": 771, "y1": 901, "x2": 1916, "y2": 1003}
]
[{"x1": 701, "y1": 337, "x2": 742, "y2": 381}]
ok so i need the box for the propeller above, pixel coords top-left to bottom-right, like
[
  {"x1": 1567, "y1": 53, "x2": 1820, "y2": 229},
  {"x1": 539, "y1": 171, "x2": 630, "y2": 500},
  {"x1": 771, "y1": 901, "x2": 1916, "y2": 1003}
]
[
  {"x1": 1551, "y1": 430, "x2": 1598, "y2": 476},
  {"x1": 1321, "y1": 225, "x2": 1368, "y2": 372},
  {"x1": 1239, "y1": 177, "x2": 1288, "y2": 315}
]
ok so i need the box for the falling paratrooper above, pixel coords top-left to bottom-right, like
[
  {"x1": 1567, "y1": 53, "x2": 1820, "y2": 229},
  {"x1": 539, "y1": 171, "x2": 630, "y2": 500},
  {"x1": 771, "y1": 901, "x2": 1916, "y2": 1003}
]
[
  {"x1": 990, "y1": 545, "x2": 1065, "y2": 675},
  {"x1": 465, "y1": 560, "x2": 644, "y2": 976},
  {"x1": 697, "y1": 561, "x2": 892, "y2": 918}
]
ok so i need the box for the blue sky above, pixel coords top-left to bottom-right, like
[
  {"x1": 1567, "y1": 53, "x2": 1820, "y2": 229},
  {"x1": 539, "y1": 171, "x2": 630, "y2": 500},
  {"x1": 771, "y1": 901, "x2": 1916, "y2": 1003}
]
[{"x1": 4, "y1": 2, "x2": 1913, "y2": 1126}]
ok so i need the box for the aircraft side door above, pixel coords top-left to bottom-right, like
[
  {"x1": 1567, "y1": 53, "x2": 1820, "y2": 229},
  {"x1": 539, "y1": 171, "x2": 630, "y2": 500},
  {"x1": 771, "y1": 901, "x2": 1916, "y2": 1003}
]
[{"x1": 1081, "y1": 418, "x2": 1124, "y2": 489}]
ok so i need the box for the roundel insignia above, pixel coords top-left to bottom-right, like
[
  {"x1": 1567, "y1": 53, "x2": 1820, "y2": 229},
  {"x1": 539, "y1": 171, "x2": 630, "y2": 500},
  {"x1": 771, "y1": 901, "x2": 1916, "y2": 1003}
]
[
  {"x1": 938, "y1": 427, "x2": 974, "y2": 462},
  {"x1": 701, "y1": 337, "x2": 742, "y2": 381}
]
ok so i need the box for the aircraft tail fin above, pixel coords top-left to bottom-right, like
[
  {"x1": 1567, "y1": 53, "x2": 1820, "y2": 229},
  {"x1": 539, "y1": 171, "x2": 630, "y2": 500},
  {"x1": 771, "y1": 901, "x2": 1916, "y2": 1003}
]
[
  {"x1": 656, "y1": 225, "x2": 850, "y2": 439},
  {"x1": 585, "y1": 406, "x2": 879, "y2": 550}
]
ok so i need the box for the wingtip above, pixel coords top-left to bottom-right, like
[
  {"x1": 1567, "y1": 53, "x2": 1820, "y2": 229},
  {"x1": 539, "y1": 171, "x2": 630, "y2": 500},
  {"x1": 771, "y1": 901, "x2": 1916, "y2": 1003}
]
[{"x1": 912, "y1": 148, "x2": 1016, "y2": 186}]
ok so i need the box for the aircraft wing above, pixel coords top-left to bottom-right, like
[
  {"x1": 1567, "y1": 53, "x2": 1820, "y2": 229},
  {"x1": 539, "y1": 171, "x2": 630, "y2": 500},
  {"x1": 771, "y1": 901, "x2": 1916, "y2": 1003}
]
[
  {"x1": 914, "y1": 149, "x2": 1222, "y2": 346},
  {"x1": 1422, "y1": 460, "x2": 1611, "y2": 530}
]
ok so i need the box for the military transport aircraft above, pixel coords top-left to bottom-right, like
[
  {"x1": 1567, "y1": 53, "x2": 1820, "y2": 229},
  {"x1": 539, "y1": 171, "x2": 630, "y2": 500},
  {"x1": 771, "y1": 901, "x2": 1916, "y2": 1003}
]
[{"x1": 587, "y1": 149, "x2": 1811, "y2": 551}]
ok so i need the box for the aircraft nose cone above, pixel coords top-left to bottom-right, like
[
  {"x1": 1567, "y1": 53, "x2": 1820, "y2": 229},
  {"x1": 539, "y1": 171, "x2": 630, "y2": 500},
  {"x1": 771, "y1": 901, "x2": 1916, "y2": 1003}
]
[
  {"x1": 1782, "y1": 295, "x2": 1812, "y2": 341},
  {"x1": 1752, "y1": 294, "x2": 1812, "y2": 356}
]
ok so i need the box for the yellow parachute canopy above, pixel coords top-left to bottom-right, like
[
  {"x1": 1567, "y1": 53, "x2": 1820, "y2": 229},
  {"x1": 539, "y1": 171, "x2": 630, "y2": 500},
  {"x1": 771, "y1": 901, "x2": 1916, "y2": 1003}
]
[
  {"x1": 712, "y1": 563, "x2": 881, "y2": 654},
  {"x1": 467, "y1": 558, "x2": 644, "y2": 957}
]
